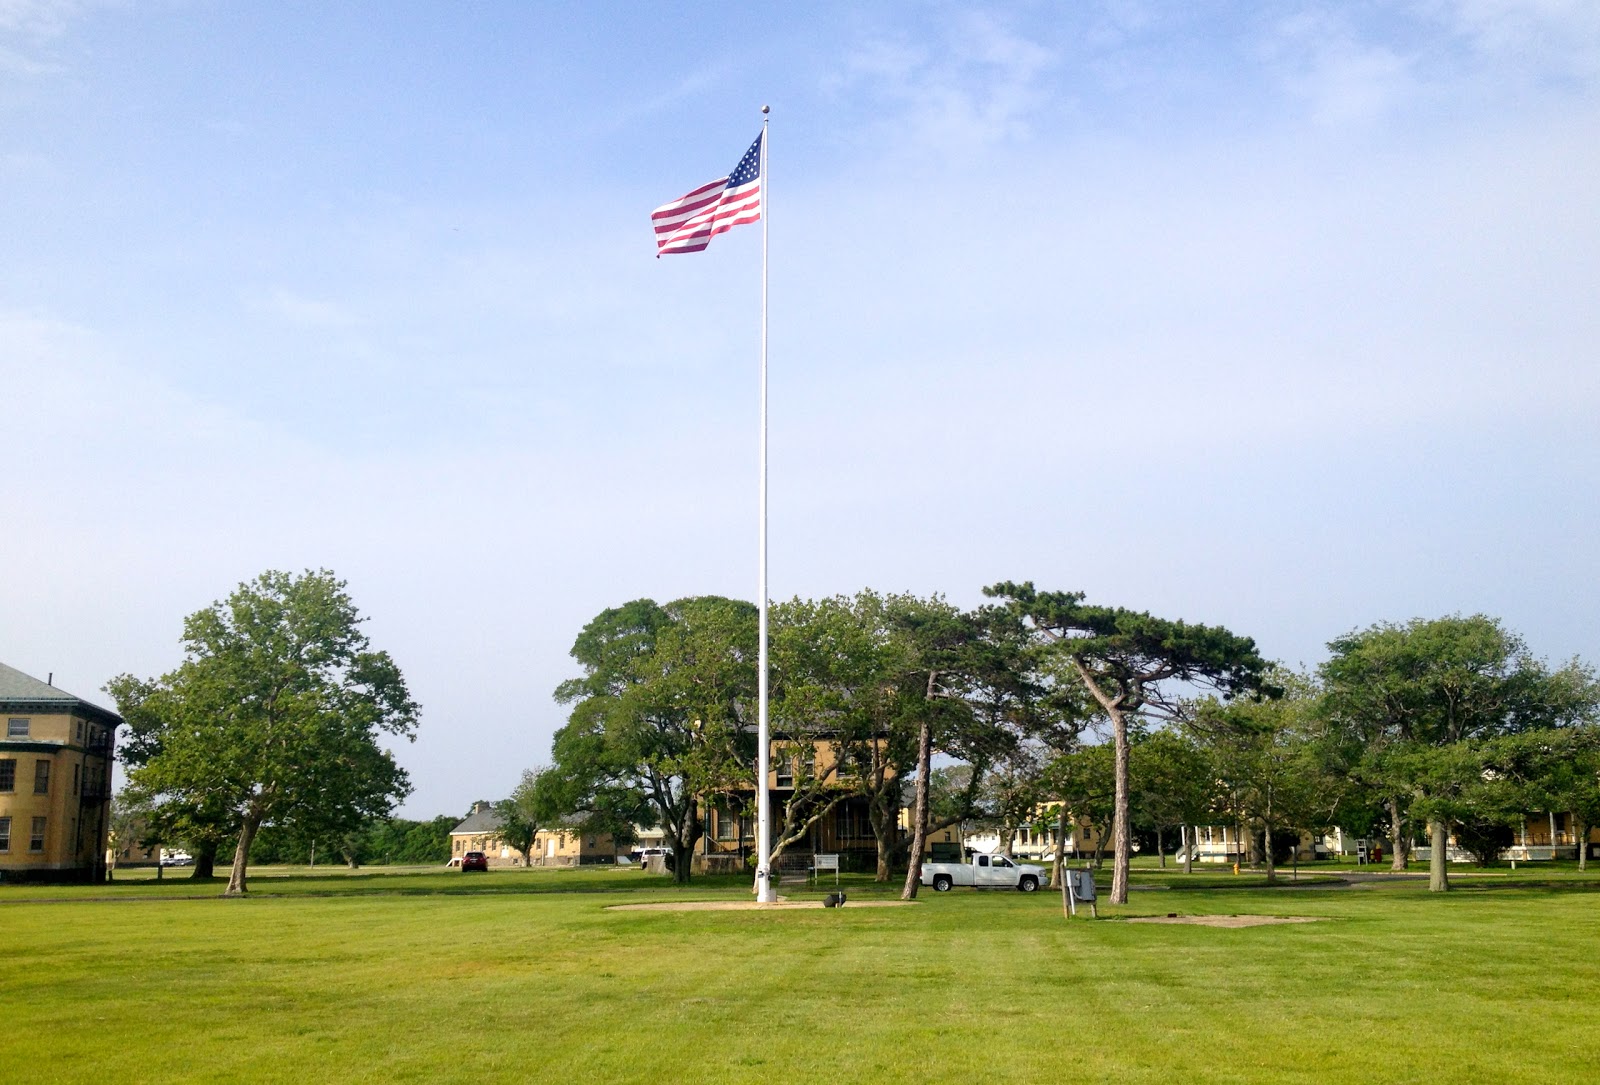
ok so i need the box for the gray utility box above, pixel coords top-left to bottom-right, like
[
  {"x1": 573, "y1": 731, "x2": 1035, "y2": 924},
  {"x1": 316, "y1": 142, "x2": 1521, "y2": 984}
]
[{"x1": 1070, "y1": 869, "x2": 1096, "y2": 902}]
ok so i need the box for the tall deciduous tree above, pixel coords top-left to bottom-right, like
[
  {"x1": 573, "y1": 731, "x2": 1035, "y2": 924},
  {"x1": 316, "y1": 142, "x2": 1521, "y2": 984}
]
[
  {"x1": 1196, "y1": 672, "x2": 1342, "y2": 883},
  {"x1": 1523, "y1": 727, "x2": 1600, "y2": 871},
  {"x1": 1045, "y1": 742, "x2": 1116, "y2": 870},
  {"x1": 768, "y1": 595, "x2": 904, "y2": 870},
  {"x1": 550, "y1": 596, "x2": 757, "y2": 884},
  {"x1": 1321, "y1": 615, "x2": 1595, "y2": 892},
  {"x1": 986, "y1": 582, "x2": 1272, "y2": 904},
  {"x1": 771, "y1": 591, "x2": 986, "y2": 889},
  {"x1": 106, "y1": 570, "x2": 419, "y2": 896},
  {"x1": 1129, "y1": 729, "x2": 1218, "y2": 874},
  {"x1": 495, "y1": 767, "x2": 557, "y2": 867}
]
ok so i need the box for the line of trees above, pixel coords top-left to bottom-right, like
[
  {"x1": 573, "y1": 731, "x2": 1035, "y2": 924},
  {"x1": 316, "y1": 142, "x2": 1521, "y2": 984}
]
[
  {"x1": 108, "y1": 571, "x2": 1598, "y2": 899},
  {"x1": 542, "y1": 588, "x2": 1599, "y2": 898},
  {"x1": 110, "y1": 793, "x2": 461, "y2": 870}
]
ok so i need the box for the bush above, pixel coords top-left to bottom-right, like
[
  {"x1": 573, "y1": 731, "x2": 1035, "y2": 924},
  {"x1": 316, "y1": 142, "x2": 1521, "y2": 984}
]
[{"x1": 1455, "y1": 821, "x2": 1515, "y2": 866}]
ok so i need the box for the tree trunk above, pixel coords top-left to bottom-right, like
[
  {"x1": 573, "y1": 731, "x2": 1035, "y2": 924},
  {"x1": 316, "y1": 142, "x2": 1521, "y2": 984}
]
[
  {"x1": 866, "y1": 794, "x2": 897, "y2": 883},
  {"x1": 191, "y1": 839, "x2": 218, "y2": 879},
  {"x1": 1110, "y1": 706, "x2": 1131, "y2": 904},
  {"x1": 670, "y1": 833, "x2": 695, "y2": 884},
  {"x1": 1050, "y1": 805, "x2": 1069, "y2": 889},
  {"x1": 1388, "y1": 800, "x2": 1410, "y2": 872},
  {"x1": 1263, "y1": 822, "x2": 1276, "y2": 885},
  {"x1": 1156, "y1": 825, "x2": 1165, "y2": 870},
  {"x1": 1182, "y1": 825, "x2": 1194, "y2": 875},
  {"x1": 900, "y1": 721, "x2": 933, "y2": 901},
  {"x1": 225, "y1": 816, "x2": 260, "y2": 896},
  {"x1": 1429, "y1": 819, "x2": 1450, "y2": 893},
  {"x1": 1577, "y1": 815, "x2": 1589, "y2": 872}
]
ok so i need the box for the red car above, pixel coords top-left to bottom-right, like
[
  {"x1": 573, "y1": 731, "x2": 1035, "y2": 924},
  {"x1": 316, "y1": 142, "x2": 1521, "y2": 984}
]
[{"x1": 461, "y1": 851, "x2": 489, "y2": 872}]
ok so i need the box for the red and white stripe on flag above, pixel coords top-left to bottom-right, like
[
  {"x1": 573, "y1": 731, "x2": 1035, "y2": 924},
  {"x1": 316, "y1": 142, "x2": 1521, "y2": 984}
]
[{"x1": 652, "y1": 133, "x2": 763, "y2": 256}]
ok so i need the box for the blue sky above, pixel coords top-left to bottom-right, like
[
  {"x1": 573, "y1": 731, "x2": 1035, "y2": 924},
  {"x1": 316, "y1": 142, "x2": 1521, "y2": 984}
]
[{"x1": 3, "y1": 1, "x2": 1597, "y2": 817}]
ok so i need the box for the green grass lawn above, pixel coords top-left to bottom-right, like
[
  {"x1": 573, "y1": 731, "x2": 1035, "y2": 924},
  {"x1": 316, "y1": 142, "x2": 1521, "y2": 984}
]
[{"x1": 5, "y1": 865, "x2": 1600, "y2": 1084}]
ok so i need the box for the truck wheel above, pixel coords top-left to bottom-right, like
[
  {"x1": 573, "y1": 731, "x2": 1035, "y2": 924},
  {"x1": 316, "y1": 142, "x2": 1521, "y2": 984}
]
[
  {"x1": 933, "y1": 874, "x2": 953, "y2": 892},
  {"x1": 1018, "y1": 875, "x2": 1039, "y2": 893}
]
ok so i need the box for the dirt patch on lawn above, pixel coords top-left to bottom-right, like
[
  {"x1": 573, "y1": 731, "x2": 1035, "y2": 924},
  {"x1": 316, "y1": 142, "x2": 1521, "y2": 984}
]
[
  {"x1": 608, "y1": 899, "x2": 917, "y2": 912},
  {"x1": 1126, "y1": 914, "x2": 1329, "y2": 927}
]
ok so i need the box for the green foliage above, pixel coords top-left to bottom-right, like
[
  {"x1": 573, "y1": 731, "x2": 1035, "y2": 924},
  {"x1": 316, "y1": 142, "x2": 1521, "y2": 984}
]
[
  {"x1": 1195, "y1": 671, "x2": 1343, "y2": 881},
  {"x1": 1452, "y1": 819, "x2": 1514, "y2": 865},
  {"x1": 1046, "y1": 742, "x2": 1116, "y2": 860},
  {"x1": 106, "y1": 569, "x2": 419, "y2": 894},
  {"x1": 984, "y1": 581, "x2": 1276, "y2": 715},
  {"x1": 549, "y1": 596, "x2": 757, "y2": 882},
  {"x1": 1130, "y1": 729, "x2": 1219, "y2": 841},
  {"x1": 243, "y1": 814, "x2": 456, "y2": 866},
  {"x1": 1320, "y1": 615, "x2": 1599, "y2": 888},
  {"x1": 1322, "y1": 615, "x2": 1581, "y2": 746},
  {"x1": 986, "y1": 580, "x2": 1273, "y2": 900},
  {"x1": 494, "y1": 768, "x2": 559, "y2": 865}
]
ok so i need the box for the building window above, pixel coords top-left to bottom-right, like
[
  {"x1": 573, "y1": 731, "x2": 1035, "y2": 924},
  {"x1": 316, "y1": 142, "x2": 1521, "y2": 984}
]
[
  {"x1": 775, "y1": 761, "x2": 794, "y2": 788},
  {"x1": 835, "y1": 805, "x2": 869, "y2": 840},
  {"x1": 73, "y1": 763, "x2": 81, "y2": 796},
  {"x1": 30, "y1": 817, "x2": 46, "y2": 852},
  {"x1": 75, "y1": 721, "x2": 84, "y2": 743},
  {"x1": 715, "y1": 807, "x2": 738, "y2": 841},
  {"x1": 34, "y1": 760, "x2": 50, "y2": 795},
  {"x1": 0, "y1": 816, "x2": 9, "y2": 851},
  {"x1": 7, "y1": 718, "x2": 27, "y2": 737},
  {"x1": 0, "y1": 759, "x2": 13, "y2": 792}
]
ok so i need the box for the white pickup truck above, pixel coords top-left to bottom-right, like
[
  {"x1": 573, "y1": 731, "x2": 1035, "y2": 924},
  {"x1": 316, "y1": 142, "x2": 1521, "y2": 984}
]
[{"x1": 921, "y1": 853, "x2": 1047, "y2": 893}]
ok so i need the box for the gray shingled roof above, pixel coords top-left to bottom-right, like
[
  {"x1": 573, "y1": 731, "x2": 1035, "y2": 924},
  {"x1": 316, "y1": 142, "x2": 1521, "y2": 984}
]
[
  {"x1": 451, "y1": 804, "x2": 506, "y2": 835},
  {"x1": 450, "y1": 803, "x2": 594, "y2": 835},
  {"x1": 0, "y1": 662, "x2": 122, "y2": 723}
]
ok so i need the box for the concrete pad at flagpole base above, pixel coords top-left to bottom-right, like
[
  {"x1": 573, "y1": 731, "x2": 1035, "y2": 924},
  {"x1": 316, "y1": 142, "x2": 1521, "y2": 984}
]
[{"x1": 1123, "y1": 914, "x2": 1329, "y2": 927}]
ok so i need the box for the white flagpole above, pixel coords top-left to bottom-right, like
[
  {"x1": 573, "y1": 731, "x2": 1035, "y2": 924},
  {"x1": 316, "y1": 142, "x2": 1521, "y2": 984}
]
[{"x1": 755, "y1": 105, "x2": 775, "y2": 903}]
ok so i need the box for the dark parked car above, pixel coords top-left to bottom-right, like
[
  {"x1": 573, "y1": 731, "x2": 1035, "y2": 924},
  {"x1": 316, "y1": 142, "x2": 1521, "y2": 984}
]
[{"x1": 461, "y1": 851, "x2": 489, "y2": 872}]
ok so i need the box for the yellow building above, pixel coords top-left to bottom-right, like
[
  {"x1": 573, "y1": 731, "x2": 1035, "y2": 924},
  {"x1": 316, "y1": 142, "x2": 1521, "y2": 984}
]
[
  {"x1": 447, "y1": 802, "x2": 619, "y2": 867},
  {"x1": 0, "y1": 663, "x2": 120, "y2": 884},
  {"x1": 703, "y1": 736, "x2": 903, "y2": 872},
  {"x1": 931, "y1": 802, "x2": 1108, "y2": 863}
]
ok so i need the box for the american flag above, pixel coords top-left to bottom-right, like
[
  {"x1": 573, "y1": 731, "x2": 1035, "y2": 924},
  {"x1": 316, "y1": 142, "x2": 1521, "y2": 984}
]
[{"x1": 652, "y1": 133, "x2": 763, "y2": 256}]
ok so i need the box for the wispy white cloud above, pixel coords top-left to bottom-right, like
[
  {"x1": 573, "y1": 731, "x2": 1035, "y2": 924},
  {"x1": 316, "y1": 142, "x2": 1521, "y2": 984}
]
[
  {"x1": 1260, "y1": 9, "x2": 1422, "y2": 127},
  {"x1": 609, "y1": 59, "x2": 741, "y2": 130},
  {"x1": 1430, "y1": 0, "x2": 1600, "y2": 79},
  {"x1": 0, "y1": 0, "x2": 87, "y2": 36},
  {"x1": 0, "y1": 0, "x2": 108, "y2": 81},
  {"x1": 249, "y1": 287, "x2": 363, "y2": 331},
  {"x1": 828, "y1": 9, "x2": 1057, "y2": 153},
  {"x1": 1259, "y1": 0, "x2": 1600, "y2": 127}
]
